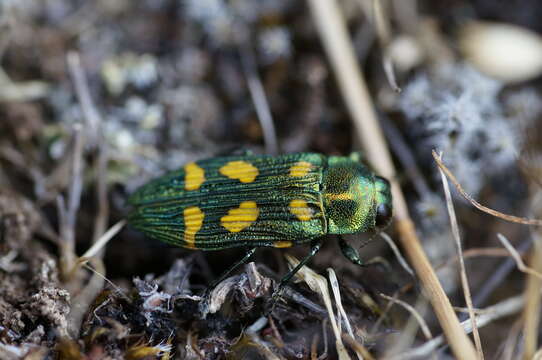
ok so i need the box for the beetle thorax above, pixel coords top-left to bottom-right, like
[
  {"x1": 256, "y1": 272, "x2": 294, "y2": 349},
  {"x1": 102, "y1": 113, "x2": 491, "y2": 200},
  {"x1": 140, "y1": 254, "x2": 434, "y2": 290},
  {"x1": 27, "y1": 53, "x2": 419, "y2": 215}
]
[{"x1": 322, "y1": 159, "x2": 375, "y2": 234}]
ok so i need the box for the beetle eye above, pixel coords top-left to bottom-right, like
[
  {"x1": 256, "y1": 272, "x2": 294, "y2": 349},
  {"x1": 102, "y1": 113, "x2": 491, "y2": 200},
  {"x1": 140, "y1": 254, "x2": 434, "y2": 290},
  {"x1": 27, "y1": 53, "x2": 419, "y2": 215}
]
[{"x1": 375, "y1": 203, "x2": 392, "y2": 228}]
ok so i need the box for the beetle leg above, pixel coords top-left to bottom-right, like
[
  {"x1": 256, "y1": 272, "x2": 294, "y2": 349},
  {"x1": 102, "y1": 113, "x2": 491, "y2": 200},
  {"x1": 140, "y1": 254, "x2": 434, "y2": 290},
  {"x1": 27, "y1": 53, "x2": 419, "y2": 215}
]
[
  {"x1": 199, "y1": 247, "x2": 257, "y2": 317},
  {"x1": 209, "y1": 247, "x2": 257, "y2": 290},
  {"x1": 339, "y1": 237, "x2": 365, "y2": 266},
  {"x1": 271, "y1": 238, "x2": 323, "y2": 303}
]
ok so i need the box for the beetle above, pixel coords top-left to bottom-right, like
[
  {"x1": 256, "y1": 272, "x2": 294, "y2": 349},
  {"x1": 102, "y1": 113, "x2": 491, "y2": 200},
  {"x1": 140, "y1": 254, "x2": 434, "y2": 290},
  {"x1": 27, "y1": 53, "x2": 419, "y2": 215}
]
[{"x1": 128, "y1": 152, "x2": 392, "y2": 298}]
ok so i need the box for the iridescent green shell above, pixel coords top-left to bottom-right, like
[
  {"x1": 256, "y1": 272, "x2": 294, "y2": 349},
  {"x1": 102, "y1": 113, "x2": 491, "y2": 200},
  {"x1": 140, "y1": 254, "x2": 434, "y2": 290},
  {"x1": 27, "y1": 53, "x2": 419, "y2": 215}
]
[{"x1": 128, "y1": 152, "x2": 392, "y2": 250}]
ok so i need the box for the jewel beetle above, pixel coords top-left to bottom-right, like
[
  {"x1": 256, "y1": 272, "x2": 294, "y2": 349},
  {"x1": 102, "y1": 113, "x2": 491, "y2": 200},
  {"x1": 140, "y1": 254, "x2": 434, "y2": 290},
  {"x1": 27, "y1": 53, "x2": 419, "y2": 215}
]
[{"x1": 128, "y1": 152, "x2": 392, "y2": 293}]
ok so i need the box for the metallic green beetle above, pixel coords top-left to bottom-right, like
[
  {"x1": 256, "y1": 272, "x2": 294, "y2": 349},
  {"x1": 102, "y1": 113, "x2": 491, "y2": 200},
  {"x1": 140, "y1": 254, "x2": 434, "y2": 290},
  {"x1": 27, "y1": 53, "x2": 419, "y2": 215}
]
[{"x1": 128, "y1": 152, "x2": 392, "y2": 291}]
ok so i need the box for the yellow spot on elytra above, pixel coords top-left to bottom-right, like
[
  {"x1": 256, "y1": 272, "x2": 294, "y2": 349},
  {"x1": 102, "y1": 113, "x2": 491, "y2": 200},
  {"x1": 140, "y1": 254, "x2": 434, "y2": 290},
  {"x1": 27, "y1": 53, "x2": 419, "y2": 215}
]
[
  {"x1": 289, "y1": 161, "x2": 312, "y2": 177},
  {"x1": 289, "y1": 199, "x2": 313, "y2": 221},
  {"x1": 183, "y1": 206, "x2": 204, "y2": 248},
  {"x1": 219, "y1": 161, "x2": 259, "y2": 183},
  {"x1": 274, "y1": 241, "x2": 293, "y2": 248},
  {"x1": 221, "y1": 201, "x2": 259, "y2": 233},
  {"x1": 325, "y1": 193, "x2": 354, "y2": 201},
  {"x1": 184, "y1": 162, "x2": 205, "y2": 190}
]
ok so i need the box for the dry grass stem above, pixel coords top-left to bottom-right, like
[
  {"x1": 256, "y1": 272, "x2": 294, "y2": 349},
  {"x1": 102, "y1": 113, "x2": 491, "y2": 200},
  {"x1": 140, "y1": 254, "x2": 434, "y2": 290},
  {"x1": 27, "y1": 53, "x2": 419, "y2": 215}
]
[
  {"x1": 383, "y1": 297, "x2": 436, "y2": 360},
  {"x1": 80, "y1": 219, "x2": 127, "y2": 261},
  {"x1": 0, "y1": 67, "x2": 50, "y2": 101},
  {"x1": 436, "y1": 151, "x2": 484, "y2": 359},
  {"x1": 523, "y1": 187, "x2": 542, "y2": 358},
  {"x1": 307, "y1": 0, "x2": 477, "y2": 358},
  {"x1": 238, "y1": 41, "x2": 279, "y2": 155},
  {"x1": 246, "y1": 317, "x2": 268, "y2": 335},
  {"x1": 92, "y1": 145, "x2": 109, "y2": 251},
  {"x1": 82, "y1": 262, "x2": 126, "y2": 298},
  {"x1": 500, "y1": 319, "x2": 523, "y2": 360},
  {"x1": 383, "y1": 56, "x2": 401, "y2": 92},
  {"x1": 67, "y1": 51, "x2": 101, "y2": 143},
  {"x1": 390, "y1": 0, "x2": 419, "y2": 33},
  {"x1": 65, "y1": 127, "x2": 84, "y2": 239},
  {"x1": 403, "y1": 292, "x2": 527, "y2": 359},
  {"x1": 285, "y1": 255, "x2": 352, "y2": 360},
  {"x1": 438, "y1": 248, "x2": 510, "y2": 272},
  {"x1": 496, "y1": 233, "x2": 542, "y2": 280},
  {"x1": 327, "y1": 269, "x2": 354, "y2": 336},
  {"x1": 311, "y1": 334, "x2": 319, "y2": 360},
  {"x1": 380, "y1": 293, "x2": 433, "y2": 340},
  {"x1": 533, "y1": 348, "x2": 542, "y2": 360},
  {"x1": 471, "y1": 237, "x2": 532, "y2": 308},
  {"x1": 67, "y1": 51, "x2": 110, "y2": 258},
  {"x1": 458, "y1": 247, "x2": 510, "y2": 259},
  {"x1": 452, "y1": 307, "x2": 489, "y2": 315},
  {"x1": 379, "y1": 232, "x2": 414, "y2": 277},
  {"x1": 380, "y1": 116, "x2": 432, "y2": 197},
  {"x1": 327, "y1": 268, "x2": 362, "y2": 360},
  {"x1": 436, "y1": 248, "x2": 510, "y2": 271},
  {"x1": 341, "y1": 334, "x2": 375, "y2": 360},
  {"x1": 369, "y1": 0, "x2": 401, "y2": 92},
  {"x1": 246, "y1": 333, "x2": 284, "y2": 360},
  {"x1": 321, "y1": 319, "x2": 329, "y2": 360},
  {"x1": 432, "y1": 150, "x2": 542, "y2": 226},
  {"x1": 67, "y1": 258, "x2": 106, "y2": 337},
  {"x1": 522, "y1": 231, "x2": 542, "y2": 359},
  {"x1": 58, "y1": 125, "x2": 84, "y2": 279}
]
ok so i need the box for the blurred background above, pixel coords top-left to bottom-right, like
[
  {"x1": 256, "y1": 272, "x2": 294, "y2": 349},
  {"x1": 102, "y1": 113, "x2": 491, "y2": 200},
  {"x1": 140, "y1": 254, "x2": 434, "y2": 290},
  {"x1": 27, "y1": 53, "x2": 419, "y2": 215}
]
[{"x1": 1, "y1": 0, "x2": 542, "y2": 359}]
